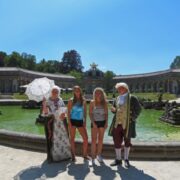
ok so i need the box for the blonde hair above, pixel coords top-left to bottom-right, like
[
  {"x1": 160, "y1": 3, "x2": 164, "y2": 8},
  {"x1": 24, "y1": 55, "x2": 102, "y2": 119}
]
[{"x1": 93, "y1": 87, "x2": 107, "y2": 106}]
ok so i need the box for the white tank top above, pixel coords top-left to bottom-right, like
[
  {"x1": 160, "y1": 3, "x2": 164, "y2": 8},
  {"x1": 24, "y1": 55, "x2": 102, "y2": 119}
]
[{"x1": 92, "y1": 106, "x2": 105, "y2": 121}]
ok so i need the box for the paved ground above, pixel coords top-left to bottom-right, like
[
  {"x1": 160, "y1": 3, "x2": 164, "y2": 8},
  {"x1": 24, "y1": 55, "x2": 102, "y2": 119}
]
[{"x1": 0, "y1": 145, "x2": 180, "y2": 180}]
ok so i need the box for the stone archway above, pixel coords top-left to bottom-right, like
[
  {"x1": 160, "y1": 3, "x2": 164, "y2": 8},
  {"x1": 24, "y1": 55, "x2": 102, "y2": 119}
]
[
  {"x1": 158, "y1": 81, "x2": 164, "y2": 92},
  {"x1": 4, "y1": 80, "x2": 12, "y2": 93},
  {"x1": 141, "y1": 83, "x2": 145, "y2": 92},
  {"x1": 177, "y1": 80, "x2": 180, "y2": 94},
  {"x1": 135, "y1": 83, "x2": 139, "y2": 92},
  {"x1": 12, "y1": 79, "x2": 18, "y2": 93},
  {"x1": 0, "y1": 79, "x2": 5, "y2": 93},
  {"x1": 164, "y1": 80, "x2": 168, "y2": 93},
  {"x1": 153, "y1": 82, "x2": 157, "y2": 92},
  {"x1": 172, "y1": 80, "x2": 178, "y2": 94},
  {"x1": 129, "y1": 84, "x2": 133, "y2": 92},
  {"x1": 146, "y1": 82, "x2": 152, "y2": 92}
]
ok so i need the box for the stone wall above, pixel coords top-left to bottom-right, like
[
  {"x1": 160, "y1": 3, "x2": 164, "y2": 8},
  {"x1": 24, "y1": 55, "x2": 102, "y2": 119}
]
[{"x1": 0, "y1": 129, "x2": 180, "y2": 160}]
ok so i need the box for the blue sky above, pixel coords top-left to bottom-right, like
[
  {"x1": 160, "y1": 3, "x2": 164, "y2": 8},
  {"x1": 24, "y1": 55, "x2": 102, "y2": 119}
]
[{"x1": 0, "y1": 0, "x2": 180, "y2": 75}]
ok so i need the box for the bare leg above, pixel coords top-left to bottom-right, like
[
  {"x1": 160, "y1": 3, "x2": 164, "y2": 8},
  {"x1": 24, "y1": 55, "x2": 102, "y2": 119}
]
[
  {"x1": 97, "y1": 128, "x2": 105, "y2": 156},
  {"x1": 91, "y1": 127, "x2": 98, "y2": 159},
  {"x1": 69, "y1": 126, "x2": 76, "y2": 160},
  {"x1": 78, "y1": 127, "x2": 88, "y2": 157}
]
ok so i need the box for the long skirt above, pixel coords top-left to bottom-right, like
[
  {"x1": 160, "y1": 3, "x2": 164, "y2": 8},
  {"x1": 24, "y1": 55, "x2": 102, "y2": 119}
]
[
  {"x1": 45, "y1": 116, "x2": 71, "y2": 162},
  {"x1": 51, "y1": 118, "x2": 71, "y2": 161}
]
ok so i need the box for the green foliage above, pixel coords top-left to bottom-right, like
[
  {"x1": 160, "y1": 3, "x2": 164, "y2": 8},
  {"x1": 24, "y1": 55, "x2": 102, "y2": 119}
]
[
  {"x1": 60, "y1": 50, "x2": 84, "y2": 73},
  {"x1": 21, "y1": 52, "x2": 36, "y2": 70},
  {"x1": 0, "y1": 50, "x2": 84, "y2": 75},
  {"x1": 13, "y1": 92, "x2": 73, "y2": 100},
  {"x1": 170, "y1": 56, "x2": 180, "y2": 69},
  {"x1": 0, "y1": 51, "x2": 7, "y2": 67},
  {"x1": 105, "y1": 92, "x2": 176, "y2": 101},
  {"x1": 4, "y1": 51, "x2": 22, "y2": 67},
  {"x1": 13, "y1": 93, "x2": 28, "y2": 100},
  {"x1": 133, "y1": 92, "x2": 176, "y2": 101},
  {"x1": 60, "y1": 91, "x2": 73, "y2": 100},
  {"x1": 68, "y1": 70, "x2": 83, "y2": 85},
  {"x1": 36, "y1": 59, "x2": 60, "y2": 73},
  {"x1": 2, "y1": 51, "x2": 36, "y2": 69},
  {"x1": 14, "y1": 91, "x2": 176, "y2": 102},
  {"x1": 104, "y1": 70, "x2": 116, "y2": 92},
  {"x1": 35, "y1": 59, "x2": 46, "y2": 72}
]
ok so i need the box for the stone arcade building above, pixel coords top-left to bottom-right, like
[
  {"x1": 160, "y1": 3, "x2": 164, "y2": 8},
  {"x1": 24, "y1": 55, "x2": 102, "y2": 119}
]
[
  {"x1": 1, "y1": 67, "x2": 180, "y2": 95},
  {"x1": 0, "y1": 67, "x2": 76, "y2": 93},
  {"x1": 113, "y1": 69, "x2": 180, "y2": 94}
]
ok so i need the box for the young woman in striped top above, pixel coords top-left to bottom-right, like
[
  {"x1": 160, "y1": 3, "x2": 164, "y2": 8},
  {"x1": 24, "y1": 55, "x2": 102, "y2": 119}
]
[{"x1": 89, "y1": 87, "x2": 108, "y2": 165}]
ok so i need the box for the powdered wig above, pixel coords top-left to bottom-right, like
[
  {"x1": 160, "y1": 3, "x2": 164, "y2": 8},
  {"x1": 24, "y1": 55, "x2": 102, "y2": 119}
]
[
  {"x1": 115, "y1": 82, "x2": 129, "y2": 92},
  {"x1": 93, "y1": 87, "x2": 107, "y2": 106}
]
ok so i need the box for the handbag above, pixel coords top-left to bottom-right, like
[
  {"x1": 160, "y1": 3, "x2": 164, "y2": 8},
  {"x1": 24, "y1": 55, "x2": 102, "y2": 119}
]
[{"x1": 35, "y1": 114, "x2": 47, "y2": 125}]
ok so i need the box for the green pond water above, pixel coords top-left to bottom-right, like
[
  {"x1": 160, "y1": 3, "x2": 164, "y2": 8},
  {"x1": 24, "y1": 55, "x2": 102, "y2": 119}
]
[{"x1": 0, "y1": 106, "x2": 180, "y2": 142}]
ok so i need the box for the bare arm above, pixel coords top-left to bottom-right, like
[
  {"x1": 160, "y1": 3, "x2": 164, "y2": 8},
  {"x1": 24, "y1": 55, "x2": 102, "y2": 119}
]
[
  {"x1": 42, "y1": 98, "x2": 49, "y2": 115},
  {"x1": 104, "y1": 101, "x2": 108, "y2": 129},
  {"x1": 89, "y1": 101, "x2": 94, "y2": 122},
  {"x1": 67, "y1": 99, "x2": 72, "y2": 126},
  {"x1": 83, "y1": 100, "x2": 87, "y2": 126},
  {"x1": 89, "y1": 100, "x2": 97, "y2": 128}
]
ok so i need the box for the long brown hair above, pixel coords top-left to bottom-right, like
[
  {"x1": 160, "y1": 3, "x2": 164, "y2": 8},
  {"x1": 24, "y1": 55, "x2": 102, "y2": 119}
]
[
  {"x1": 72, "y1": 85, "x2": 84, "y2": 106},
  {"x1": 93, "y1": 87, "x2": 107, "y2": 106}
]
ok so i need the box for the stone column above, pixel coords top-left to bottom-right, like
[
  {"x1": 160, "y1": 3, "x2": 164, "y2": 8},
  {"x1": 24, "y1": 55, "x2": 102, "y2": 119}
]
[{"x1": 167, "y1": 79, "x2": 170, "y2": 93}]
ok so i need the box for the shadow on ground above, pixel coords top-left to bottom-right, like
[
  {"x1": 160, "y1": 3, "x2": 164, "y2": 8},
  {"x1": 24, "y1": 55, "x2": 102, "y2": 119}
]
[
  {"x1": 14, "y1": 160, "x2": 69, "y2": 180},
  {"x1": 117, "y1": 164, "x2": 156, "y2": 180},
  {"x1": 14, "y1": 159, "x2": 155, "y2": 180}
]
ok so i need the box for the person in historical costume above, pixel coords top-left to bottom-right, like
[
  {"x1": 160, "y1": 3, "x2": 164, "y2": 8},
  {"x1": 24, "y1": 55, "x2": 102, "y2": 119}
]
[
  {"x1": 109, "y1": 82, "x2": 141, "y2": 167},
  {"x1": 42, "y1": 85, "x2": 72, "y2": 163},
  {"x1": 89, "y1": 87, "x2": 108, "y2": 165},
  {"x1": 67, "y1": 86, "x2": 89, "y2": 162}
]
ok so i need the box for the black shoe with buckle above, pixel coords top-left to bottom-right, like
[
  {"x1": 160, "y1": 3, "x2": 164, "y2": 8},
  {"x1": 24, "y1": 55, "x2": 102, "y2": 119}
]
[
  {"x1": 71, "y1": 156, "x2": 77, "y2": 162},
  {"x1": 124, "y1": 159, "x2": 130, "y2": 168},
  {"x1": 110, "y1": 159, "x2": 122, "y2": 166}
]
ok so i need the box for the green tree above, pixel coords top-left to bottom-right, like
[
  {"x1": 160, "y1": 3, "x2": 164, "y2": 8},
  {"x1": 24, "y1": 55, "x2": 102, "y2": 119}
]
[
  {"x1": 4, "y1": 51, "x2": 21, "y2": 67},
  {"x1": 43, "y1": 60, "x2": 60, "y2": 73},
  {"x1": 21, "y1": 52, "x2": 36, "y2": 70},
  {"x1": 170, "y1": 56, "x2": 180, "y2": 69},
  {"x1": 104, "y1": 70, "x2": 116, "y2": 92},
  {"x1": 60, "y1": 50, "x2": 84, "y2": 73},
  {"x1": 36, "y1": 59, "x2": 47, "y2": 72},
  {"x1": 68, "y1": 70, "x2": 83, "y2": 86},
  {"x1": 36, "y1": 59, "x2": 60, "y2": 73},
  {"x1": 0, "y1": 51, "x2": 7, "y2": 67}
]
